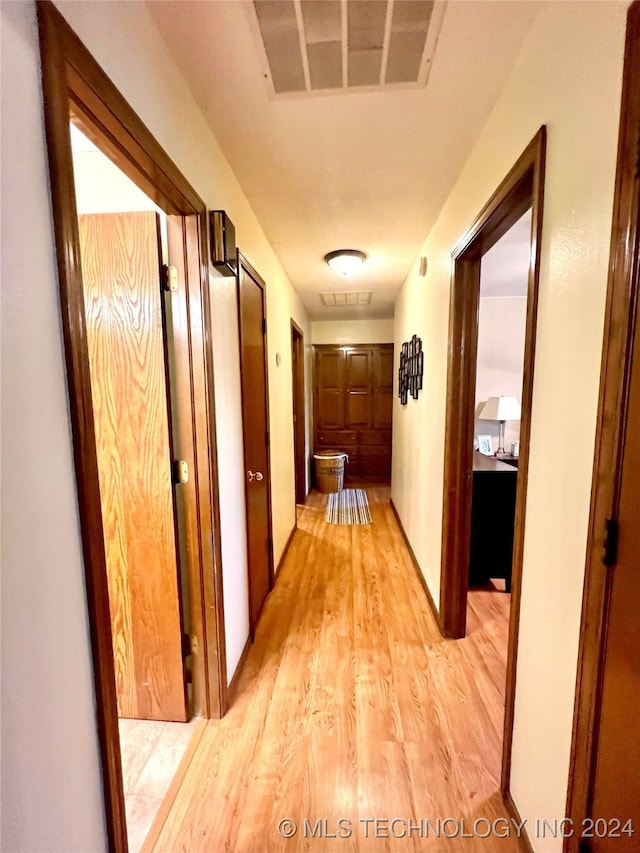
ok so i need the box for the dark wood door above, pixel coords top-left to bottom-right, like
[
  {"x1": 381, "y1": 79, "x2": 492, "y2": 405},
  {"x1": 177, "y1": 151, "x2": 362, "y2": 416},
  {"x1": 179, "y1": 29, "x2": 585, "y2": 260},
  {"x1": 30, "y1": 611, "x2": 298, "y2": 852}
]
[
  {"x1": 373, "y1": 346, "x2": 394, "y2": 428},
  {"x1": 314, "y1": 344, "x2": 393, "y2": 482},
  {"x1": 588, "y1": 295, "x2": 640, "y2": 852},
  {"x1": 79, "y1": 211, "x2": 188, "y2": 722},
  {"x1": 238, "y1": 254, "x2": 273, "y2": 634},
  {"x1": 291, "y1": 321, "x2": 306, "y2": 505},
  {"x1": 315, "y1": 348, "x2": 344, "y2": 429},
  {"x1": 345, "y1": 348, "x2": 372, "y2": 428}
]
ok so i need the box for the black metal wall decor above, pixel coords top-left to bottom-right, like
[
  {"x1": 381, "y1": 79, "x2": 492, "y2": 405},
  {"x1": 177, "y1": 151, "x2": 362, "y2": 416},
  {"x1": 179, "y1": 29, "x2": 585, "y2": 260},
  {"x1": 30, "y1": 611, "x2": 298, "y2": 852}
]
[{"x1": 398, "y1": 334, "x2": 424, "y2": 404}]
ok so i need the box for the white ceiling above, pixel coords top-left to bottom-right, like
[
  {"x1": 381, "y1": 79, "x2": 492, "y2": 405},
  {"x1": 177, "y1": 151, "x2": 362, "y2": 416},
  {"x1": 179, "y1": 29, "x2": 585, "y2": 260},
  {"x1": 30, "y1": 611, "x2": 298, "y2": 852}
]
[{"x1": 147, "y1": 0, "x2": 542, "y2": 320}]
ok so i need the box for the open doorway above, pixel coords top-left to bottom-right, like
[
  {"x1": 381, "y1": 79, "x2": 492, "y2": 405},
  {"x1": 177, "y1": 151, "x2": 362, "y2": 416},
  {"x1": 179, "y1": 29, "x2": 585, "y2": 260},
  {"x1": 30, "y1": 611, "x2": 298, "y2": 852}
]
[
  {"x1": 71, "y1": 124, "x2": 205, "y2": 852},
  {"x1": 38, "y1": 6, "x2": 226, "y2": 850},
  {"x1": 439, "y1": 127, "x2": 546, "y2": 798},
  {"x1": 466, "y1": 209, "x2": 531, "y2": 731},
  {"x1": 469, "y1": 209, "x2": 531, "y2": 596}
]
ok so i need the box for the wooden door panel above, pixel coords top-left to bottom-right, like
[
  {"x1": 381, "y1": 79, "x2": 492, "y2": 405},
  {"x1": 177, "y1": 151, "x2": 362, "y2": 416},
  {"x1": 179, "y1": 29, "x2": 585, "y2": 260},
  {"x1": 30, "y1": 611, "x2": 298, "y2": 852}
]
[
  {"x1": 79, "y1": 211, "x2": 187, "y2": 722},
  {"x1": 345, "y1": 350, "x2": 371, "y2": 387},
  {"x1": 316, "y1": 350, "x2": 343, "y2": 388},
  {"x1": 373, "y1": 388, "x2": 393, "y2": 428},
  {"x1": 346, "y1": 390, "x2": 371, "y2": 428},
  {"x1": 313, "y1": 344, "x2": 394, "y2": 483},
  {"x1": 359, "y1": 446, "x2": 392, "y2": 480},
  {"x1": 238, "y1": 258, "x2": 272, "y2": 633},
  {"x1": 589, "y1": 296, "x2": 640, "y2": 852},
  {"x1": 316, "y1": 348, "x2": 344, "y2": 429},
  {"x1": 359, "y1": 429, "x2": 392, "y2": 445},
  {"x1": 373, "y1": 345, "x2": 394, "y2": 428},
  {"x1": 376, "y1": 348, "x2": 394, "y2": 388},
  {"x1": 317, "y1": 389, "x2": 344, "y2": 428}
]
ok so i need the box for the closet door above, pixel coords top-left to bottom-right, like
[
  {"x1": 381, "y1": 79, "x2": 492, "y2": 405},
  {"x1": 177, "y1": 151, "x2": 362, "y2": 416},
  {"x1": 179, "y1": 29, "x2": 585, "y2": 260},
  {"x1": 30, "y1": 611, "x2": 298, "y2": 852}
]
[
  {"x1": 345, "y1": 348, "x2": 372, "y2": 429},
  {"x1": 313, "y1": 344, "x2": 394, "y2": 483},
  {"x1": 373, "y1": 345, "x2": 394, "y2": 429},
  {"x1": 315, "y1": 348, "x2": 345, "y2": 429},
  {"x1": 237, "y1": 254, "x2": 274, "y2": 636}
]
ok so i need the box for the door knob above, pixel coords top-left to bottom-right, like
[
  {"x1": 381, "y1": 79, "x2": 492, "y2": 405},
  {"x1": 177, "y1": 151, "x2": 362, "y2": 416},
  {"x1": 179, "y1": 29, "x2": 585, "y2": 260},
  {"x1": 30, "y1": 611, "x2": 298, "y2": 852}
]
[{"x1": 247, "y1": 470, "x2": 264, "y2": 482}]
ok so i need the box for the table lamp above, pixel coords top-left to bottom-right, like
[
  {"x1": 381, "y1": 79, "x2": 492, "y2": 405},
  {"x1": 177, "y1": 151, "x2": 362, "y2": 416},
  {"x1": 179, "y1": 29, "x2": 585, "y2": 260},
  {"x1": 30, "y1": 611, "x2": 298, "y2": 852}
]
[{"x1": 479, "y1": 396, "x2": 521, "y2": 455}]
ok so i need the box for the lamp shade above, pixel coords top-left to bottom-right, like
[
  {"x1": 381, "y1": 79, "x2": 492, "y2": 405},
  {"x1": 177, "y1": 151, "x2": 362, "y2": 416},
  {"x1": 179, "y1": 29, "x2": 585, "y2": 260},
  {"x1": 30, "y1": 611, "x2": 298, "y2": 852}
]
[{"x1": 479, "y1": 395, "x2": 521, "y2": 421}]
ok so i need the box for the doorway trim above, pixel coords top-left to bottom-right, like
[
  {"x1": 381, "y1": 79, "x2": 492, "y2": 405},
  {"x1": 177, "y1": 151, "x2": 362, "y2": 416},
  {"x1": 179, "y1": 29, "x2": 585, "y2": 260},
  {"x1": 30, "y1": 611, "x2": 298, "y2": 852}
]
[
  {"x1": 564, "y1": 4, "x2": 640, "y2": 849},
  {"x1": 439, "y1": 127, "x2": 546, "y2": 794},
  {"x1": 236, "y1": 250, "x2": 275, "y2": 636},
  {"x1": 291, "y1": 319, "x2": 307, "y2": 505},
  {"x1": 37, "y1": 4, "x2": 226, "y2": 850}
]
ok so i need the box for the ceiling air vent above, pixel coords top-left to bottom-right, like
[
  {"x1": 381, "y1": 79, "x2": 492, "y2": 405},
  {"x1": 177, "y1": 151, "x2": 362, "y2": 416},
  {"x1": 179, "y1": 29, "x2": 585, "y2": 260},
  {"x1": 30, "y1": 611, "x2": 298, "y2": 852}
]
[
  {"x1": 321, "y1": 291, "x2": 373, "y2": 307},
  {"x1": 252, "y1": 0, "x2": 446, "y2": 96}
]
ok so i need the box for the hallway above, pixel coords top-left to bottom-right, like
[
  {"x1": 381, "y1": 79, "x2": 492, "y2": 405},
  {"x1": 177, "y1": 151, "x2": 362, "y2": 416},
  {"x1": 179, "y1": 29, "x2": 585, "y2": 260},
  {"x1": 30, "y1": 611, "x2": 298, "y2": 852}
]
[{"x1": 151, "y1": 488, "x2": 518, "y2": 852}]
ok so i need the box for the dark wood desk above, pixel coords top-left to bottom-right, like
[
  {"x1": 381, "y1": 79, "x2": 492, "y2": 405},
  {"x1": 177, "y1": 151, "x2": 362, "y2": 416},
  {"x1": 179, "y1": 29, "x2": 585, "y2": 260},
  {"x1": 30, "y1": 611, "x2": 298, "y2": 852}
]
[
  {"x1": 496, "y1": 454, "x2": 519, "y2": 468},
  {"x1": 469, "y1": 452, "x2": 517, "y2": 592}
]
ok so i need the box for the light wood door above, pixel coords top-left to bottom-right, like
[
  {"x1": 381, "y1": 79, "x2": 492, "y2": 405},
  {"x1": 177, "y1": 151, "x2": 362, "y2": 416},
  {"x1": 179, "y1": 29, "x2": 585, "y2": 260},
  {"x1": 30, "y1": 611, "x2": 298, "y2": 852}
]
[
  {"x1": 588, "y1": 292, "x2": 640, "y2": 852},
  {"x1": 79, "y1": 211, "x2": 188, "y2": 722},
  {"x1": 238, "y1": 254, "x2": 273, "y2": 635}
]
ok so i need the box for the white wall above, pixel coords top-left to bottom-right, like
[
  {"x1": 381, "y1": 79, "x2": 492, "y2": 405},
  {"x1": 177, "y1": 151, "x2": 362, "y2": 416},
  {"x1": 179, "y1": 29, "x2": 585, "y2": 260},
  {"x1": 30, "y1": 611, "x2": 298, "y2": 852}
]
[
  {"x1": 475, "y1": 297, "x2": 527, "y2": 452},
  {"x1": 1, "y1": 2, "x2": 309, "y2": 849},
  {"x1": 72, "y1": 148, "x2": 160, "y2": 215},
  {"x1": 391, "y1": 2, "x2": 627, "y2": 847},
  {"x1": 311, "y1": 318, "x2": 394, "y2": 345}
]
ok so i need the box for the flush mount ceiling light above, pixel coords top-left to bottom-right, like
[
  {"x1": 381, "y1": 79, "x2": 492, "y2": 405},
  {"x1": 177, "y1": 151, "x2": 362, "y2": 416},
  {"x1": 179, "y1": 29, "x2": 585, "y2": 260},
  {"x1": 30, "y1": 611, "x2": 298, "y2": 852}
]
[{"x1": 324, "y1": 249, "x2": 367, "y2": 276}]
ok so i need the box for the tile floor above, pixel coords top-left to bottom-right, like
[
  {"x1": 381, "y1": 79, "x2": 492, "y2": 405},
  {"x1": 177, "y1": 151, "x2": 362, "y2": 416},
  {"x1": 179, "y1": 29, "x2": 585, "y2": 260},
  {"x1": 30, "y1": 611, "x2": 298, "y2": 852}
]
[{"x1": 118, "y1": 716, "x2": 200, "y2": 853}]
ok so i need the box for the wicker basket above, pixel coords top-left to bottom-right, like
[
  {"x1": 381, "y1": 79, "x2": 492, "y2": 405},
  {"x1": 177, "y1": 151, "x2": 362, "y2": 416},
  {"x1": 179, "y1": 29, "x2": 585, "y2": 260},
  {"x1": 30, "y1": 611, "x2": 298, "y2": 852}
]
[{"x1": 313, "y1": 450, "x2": 348, "y2": 494}]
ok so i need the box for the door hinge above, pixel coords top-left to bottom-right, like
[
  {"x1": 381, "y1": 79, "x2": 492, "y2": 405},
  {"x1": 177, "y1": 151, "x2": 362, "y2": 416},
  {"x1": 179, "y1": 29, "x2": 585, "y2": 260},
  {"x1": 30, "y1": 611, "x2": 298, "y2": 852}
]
[
  {"x1": 173, "y1": 459, "x2": 189, "y2": 484},
  {"x1": 162, "y1": 264, "x2": 179, "y2": 292},
  {"x1": 262, "y1": 318, "x2": 267, "y2": 335},
  {"x1": 603, "y1": 517, "x2": 619, "y2": 566},
  {"x1": 182, "y1": 633, "x2": 197, "y2": 659}
]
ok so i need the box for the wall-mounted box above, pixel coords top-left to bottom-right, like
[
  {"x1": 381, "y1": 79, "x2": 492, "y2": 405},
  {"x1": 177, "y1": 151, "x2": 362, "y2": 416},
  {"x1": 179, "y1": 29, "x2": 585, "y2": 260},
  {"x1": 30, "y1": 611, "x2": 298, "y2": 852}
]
[{"x1": 209, "y1": 210, "x2": 237, "y2": 276}]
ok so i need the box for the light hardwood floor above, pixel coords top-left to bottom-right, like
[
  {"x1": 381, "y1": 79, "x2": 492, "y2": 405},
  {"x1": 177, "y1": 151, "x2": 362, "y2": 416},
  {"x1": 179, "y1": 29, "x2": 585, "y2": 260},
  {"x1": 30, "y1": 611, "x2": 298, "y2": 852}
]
[{"x1": 151, "y1": 488, "x2": 519, "y2": 852}]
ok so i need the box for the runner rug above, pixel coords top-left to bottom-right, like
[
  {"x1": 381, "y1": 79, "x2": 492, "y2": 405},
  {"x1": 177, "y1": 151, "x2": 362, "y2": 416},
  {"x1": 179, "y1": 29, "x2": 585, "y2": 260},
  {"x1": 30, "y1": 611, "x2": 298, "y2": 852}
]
[{"x1": 325, "y1": 488, "x2": 372, "y2": 525}]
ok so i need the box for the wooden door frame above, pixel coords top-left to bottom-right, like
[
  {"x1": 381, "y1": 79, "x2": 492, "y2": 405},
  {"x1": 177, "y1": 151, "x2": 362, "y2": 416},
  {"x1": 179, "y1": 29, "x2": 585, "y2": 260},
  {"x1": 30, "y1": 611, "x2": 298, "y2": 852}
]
[
  {"x1": 439, "y1": 128, "x2": 547, "y2": 796},
  {"x1": 291, "y1": 319, "x2": 307, "y2": 504},
  {"x1": 564, "y1": 4, "x2": 640, "y2": 850},
  {"x1": 37, "y1": 4, "x2": 227, "y2": 851},
  {"x1": 236, "y1": 250, "x2": 275, "y2": 635}
]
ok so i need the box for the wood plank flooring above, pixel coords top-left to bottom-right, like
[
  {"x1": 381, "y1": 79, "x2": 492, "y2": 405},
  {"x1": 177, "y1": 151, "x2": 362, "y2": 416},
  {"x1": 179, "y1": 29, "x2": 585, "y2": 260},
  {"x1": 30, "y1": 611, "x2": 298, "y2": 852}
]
[{"x1": 152, "y1": 488, "x2": 519, "y2": 852}]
